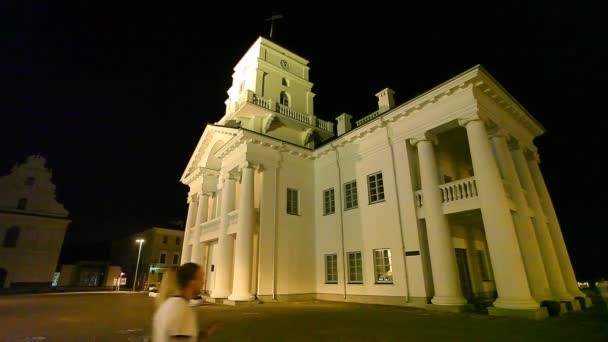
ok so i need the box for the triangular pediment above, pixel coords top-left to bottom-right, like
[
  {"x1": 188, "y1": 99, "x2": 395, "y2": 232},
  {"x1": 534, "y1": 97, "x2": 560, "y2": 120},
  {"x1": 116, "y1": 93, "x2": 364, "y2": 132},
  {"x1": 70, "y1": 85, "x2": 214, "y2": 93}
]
[{"x1": 180, "y1": 125, "x2": 240, "y2": 184}]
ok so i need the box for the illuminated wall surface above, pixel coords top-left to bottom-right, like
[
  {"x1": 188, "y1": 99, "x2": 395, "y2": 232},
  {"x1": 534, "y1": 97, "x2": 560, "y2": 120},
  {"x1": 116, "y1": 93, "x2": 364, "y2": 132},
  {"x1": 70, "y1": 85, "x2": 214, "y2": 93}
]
[
  {"x1": 178, "y1": 37, "x2": 589, "y2": 318},
  {"x1": 0, "y1": 155, "x2": 70, "y2": 288}
]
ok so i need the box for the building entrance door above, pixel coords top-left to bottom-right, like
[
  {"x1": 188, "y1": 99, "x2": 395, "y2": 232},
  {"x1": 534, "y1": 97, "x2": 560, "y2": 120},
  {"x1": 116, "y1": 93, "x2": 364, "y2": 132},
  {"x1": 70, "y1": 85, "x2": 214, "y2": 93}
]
[
  {"x1": 455, "y1": 248, "x2": 474, "y2": 301},
  {"x1": 205, "y1": 241, "x2": 218, "y2": 293}
]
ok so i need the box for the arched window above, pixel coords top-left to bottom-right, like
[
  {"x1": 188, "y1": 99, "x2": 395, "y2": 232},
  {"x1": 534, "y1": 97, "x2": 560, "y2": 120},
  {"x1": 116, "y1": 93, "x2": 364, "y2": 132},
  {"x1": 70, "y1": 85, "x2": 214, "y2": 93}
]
[
  {"x1": 17, "y1": 198, "x2": 27, "y2": 210},
  {"x1": 282, "y1": 78, "x2": 289, "y2": 87},
  {"x1": 280, "y1": 91, "x2": 290, "y2": 106},
  {"x1": 3, "y1": 226, "x2": 20, "y2": 248}
]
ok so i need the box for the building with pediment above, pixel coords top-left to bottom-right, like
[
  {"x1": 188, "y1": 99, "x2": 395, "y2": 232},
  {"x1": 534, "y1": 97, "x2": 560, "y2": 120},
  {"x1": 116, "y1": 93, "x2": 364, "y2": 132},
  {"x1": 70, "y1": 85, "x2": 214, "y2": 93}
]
[
  {"x1": 0, "y1": 156, "x2": 70, "y2": 288},
  {"x1": 178, "y1": 37, "x2": 589, "y2": 318}
]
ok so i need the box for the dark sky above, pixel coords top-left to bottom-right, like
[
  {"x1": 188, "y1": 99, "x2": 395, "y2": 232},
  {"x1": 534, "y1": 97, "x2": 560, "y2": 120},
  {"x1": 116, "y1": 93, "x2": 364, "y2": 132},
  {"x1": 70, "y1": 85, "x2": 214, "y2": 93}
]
[{"x1": 2, "y1": 2, "x2": 606, "y2": 279}]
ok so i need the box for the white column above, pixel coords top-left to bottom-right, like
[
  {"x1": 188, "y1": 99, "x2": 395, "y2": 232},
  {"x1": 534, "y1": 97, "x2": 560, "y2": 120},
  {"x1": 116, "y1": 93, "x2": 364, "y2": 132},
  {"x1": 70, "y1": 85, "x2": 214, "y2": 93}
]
[
  {"x1": 180, "y1": 195, "x2": 198, "y2": 265},
  {"x1": 490, "y1": 133, "x2": 553, "y2": 302},
  {"x1": 510, "y1": 147, "x2": 573, "y2": 302},
  {"x1": 412, "y1": 136, "x2": 466, "y2": 306},
  {"x1": 229, "y1": 163, "x2": 256, "y2": 301},
  {"x1": 211, "y1": 173, "x2": 237, "y2": 298},
  {"x1": 527, "y1": 153, "x2": 586, "y2": 299},
  {"x1": 191, "y1": 193, "x2": 210, "y2": 264},
  {"x1": 461, "y1": 118, "x2": 539, "y2": 310}
]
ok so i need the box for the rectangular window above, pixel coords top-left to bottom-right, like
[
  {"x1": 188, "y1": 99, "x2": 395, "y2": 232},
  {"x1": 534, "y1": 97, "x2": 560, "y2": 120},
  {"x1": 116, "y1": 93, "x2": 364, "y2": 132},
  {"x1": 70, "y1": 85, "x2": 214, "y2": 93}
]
[
  {"x1": 373, "y1": 248, "x2": 393, "y2": 283},
  {"x1": 344, "y1": 180, "x2": 358, "y2": 210},
  {"x1": 162, "y1": 235, "x2": 167, "y2": 244},
  {"x1": 17, "y1": 198, "x2": 27, "y2": 210},
  {"x1": 172, "y1": 253, "x2": 179, "y2": 265},
  {"x1": 287, "y1": 188, "x2": 299, "y2": 215},
  {"x1": 367, "y1": 172, "x2": 385, "y2": 204},
  {"x1": 478, "y1": 250, "x2": 491, "y2": 281},
  {"x1": 159, "y1": 252, "x2": 167, "y2": 264},
  {"x1": 325, "y1": 254, "x2": 338, "y2": 284},
  {"x1": 348, "y1": 252, "x2": 363, "y2": 284},
  {"x1": 25, "y1": 177, "x2": 35, "y2": 186},
  {"x1": 176, "y1": 237, "x2": 180, "y2": 245},
  {"x1": 323, "y1": 188, "x2": 335, "y2": 215}
]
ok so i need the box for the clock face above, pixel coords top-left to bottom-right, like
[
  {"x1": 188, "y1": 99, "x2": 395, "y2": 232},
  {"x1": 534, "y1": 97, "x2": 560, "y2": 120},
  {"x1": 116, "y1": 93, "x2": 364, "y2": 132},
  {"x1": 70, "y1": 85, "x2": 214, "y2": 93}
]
[{"x1": 280, "y1": 60, "x2": 289, "y2": 70}]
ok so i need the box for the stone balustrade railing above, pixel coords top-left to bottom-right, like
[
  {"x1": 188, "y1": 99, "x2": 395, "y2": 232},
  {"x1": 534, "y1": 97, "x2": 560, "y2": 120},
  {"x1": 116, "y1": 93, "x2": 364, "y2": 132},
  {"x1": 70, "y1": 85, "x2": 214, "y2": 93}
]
[
  {"x1": 355, "y1": 110, "x2": 381, "y2": 126},
  {"x1": 415, "y1": 177, "x2": 478, "y2": 208},
  {"x1": 200, "y1": 217, "x2": 220, "y2": 232},
  {"x1": 249, "y1": 93, "x2": 333, "y2": 133},
  {"x1": 440, "y1": 177, "x2": 478, "y2": 203}
]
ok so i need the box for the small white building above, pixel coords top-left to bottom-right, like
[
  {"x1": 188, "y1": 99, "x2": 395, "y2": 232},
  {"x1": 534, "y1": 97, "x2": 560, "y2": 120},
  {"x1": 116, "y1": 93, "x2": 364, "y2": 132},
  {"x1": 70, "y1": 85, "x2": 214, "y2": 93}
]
[
  {"x1": 179, "y1": 37, "x2": 589, "y2": 318},
  {"x1": 0, "y1": 155, "x2": 70, "y2": 288}
]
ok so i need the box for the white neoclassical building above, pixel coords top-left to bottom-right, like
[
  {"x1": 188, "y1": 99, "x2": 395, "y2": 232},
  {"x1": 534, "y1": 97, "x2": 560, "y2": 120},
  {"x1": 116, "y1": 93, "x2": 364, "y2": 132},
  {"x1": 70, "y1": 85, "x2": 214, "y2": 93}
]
[
  {"x1": 0, "y1": 156, "x2": 70, "y2": 288},
  {"x1": 179, "y1": 37, "x2": 589, "y2": 318}
]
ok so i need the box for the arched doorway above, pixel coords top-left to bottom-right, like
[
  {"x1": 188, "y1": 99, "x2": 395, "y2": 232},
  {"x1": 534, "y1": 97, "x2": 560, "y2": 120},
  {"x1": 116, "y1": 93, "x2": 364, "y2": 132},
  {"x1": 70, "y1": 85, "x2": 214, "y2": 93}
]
[{"x1": 0, "y1": 268, "x2": 7, "y2": 288}]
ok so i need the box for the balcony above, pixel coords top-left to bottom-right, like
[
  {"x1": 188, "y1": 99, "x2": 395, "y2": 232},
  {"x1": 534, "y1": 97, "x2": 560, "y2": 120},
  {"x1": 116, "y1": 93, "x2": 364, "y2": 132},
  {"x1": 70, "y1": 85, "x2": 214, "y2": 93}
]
[
  {"x1": 192, "y1": 208, "x2": 261, "y2": 243},
  {"x1": 415, "y1": 177, "x2": 518, "y2": 218},
  {"x1": 223, "y1": 90, "x2": 334, "y2": 135}
]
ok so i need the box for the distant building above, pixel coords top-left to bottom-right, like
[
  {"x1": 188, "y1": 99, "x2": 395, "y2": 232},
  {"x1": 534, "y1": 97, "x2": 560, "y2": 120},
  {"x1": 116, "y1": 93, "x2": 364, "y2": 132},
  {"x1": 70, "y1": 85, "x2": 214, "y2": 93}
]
[
  {"x1": 111, "y1": 227, "x2": 183, "y2": 290},
  {"x1": 0, "y1": 155, "x2": 70, "y2": 288},
  {"x1": 58, "y1": 261, "x2": 121, "y2": 289}
]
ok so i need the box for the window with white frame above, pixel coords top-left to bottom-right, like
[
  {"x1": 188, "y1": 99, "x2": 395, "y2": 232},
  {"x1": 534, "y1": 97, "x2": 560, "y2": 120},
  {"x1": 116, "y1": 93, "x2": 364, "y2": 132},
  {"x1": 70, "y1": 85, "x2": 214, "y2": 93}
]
[
  {"x1": 348, "y1": 251, "x2": 363, "y2": 283},
  {"x1": 373, "y1": 248, "x2": 393, "y2": 283},
  {"x1": 159, "y1": 252, "x2": 167, "y2": 264},
  {"x1": 344, "y1": 180, "x2": 358, "y2": 210},
  {"x1": 325, "y1": 254, "x2": 338, "y2": 283},
  {"x1": 367, "y1": 171, "x2": 385, "y2": 203},
  {"x1": 287, "y1": 188, "x2": 299, "y2": 215},
  {"x1": 280, "y1": 91, "x2": 290, "y2": 106},
  {"x1": 172, "y1": 253, "x2": 180, "y2": 265},
  {"x1": 323, "y1": 188, "x2": 335, "y2": 215}
]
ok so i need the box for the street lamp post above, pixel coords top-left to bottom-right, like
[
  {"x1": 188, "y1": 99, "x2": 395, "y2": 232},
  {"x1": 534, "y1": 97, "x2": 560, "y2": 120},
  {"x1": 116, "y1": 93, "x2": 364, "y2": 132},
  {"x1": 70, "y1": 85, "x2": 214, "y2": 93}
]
[{"x1": 133, "y1": 239, "x2": 145, "y2": 292}]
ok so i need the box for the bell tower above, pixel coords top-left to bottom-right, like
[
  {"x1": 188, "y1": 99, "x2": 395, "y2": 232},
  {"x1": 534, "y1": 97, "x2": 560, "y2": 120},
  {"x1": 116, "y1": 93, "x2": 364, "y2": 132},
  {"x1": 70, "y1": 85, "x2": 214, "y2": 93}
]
[{"x1": 217, "y1": 37, "x2": 334, "y2": 148}]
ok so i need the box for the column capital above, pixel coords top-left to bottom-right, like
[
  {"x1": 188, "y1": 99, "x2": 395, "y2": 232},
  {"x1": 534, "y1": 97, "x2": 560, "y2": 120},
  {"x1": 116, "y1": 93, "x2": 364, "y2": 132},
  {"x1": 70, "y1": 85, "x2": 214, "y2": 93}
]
[
  {"x1": 409, "y1": 132, "x2": 438, "y2": 146},
  {"x1": 507, "y1": 138, "x2": 521, "y2": 151},
  {"x1": 487, "y1": 126, "x2": 509, "y2": 140},
  {"x1": 458, "y1": 114, "x2": 480, "y2": 127},
  {"x1": 238, "y1": 161, "x2": 261, "y2": 171},
  {"x1": 524, "y1": 149, "x2": 541, "y2": 163},
  {"x1": 219, "y1": 170, "x2": 240, "y2": 184},
  {"x1": 187, "y1": 194, "x2": 199, "y2": 204},
  {"x1": 200, "y1": 191, "x2": 214, "y2": 198}
]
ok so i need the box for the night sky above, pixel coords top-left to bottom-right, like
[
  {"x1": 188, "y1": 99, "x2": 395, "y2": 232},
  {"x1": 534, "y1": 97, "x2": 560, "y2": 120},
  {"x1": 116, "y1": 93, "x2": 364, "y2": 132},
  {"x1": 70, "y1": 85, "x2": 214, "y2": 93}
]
[{"x1": 2, "y1": 3, "x2": 606, "y2": 280}]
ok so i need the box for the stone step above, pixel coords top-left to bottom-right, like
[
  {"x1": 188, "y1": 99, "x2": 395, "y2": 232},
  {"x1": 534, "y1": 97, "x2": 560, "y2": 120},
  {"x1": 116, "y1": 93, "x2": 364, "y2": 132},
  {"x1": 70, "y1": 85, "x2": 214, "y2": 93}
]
[{"x1": 202, "y1": 296, "x2": 260, "y2": 306}]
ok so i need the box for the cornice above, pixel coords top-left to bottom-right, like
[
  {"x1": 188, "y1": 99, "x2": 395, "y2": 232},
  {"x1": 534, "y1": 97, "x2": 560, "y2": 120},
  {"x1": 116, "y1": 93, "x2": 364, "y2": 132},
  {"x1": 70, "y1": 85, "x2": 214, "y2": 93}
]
[
  {"x1": 472, "y1": 72, "x2": 545, "y2": 137},
  {"x1": 215, "y1": 130, "x2": 314, "y2": 161},
  {"x1": 180, "y1": 125, "x2": 240, "y2": 184},
  {"x1": 314, "y1": 67, "x2": 481, "y2": 159},
  {"x1": 313, "y1": 65, "x2": 545, "y2": 158}
]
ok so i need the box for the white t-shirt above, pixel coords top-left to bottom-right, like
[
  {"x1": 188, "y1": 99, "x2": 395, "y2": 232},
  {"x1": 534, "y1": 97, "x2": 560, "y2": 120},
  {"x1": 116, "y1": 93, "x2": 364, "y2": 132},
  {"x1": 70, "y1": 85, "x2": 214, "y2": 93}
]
[{"x1": 153, "y1": 297, "x2": 198, "y2": 341}]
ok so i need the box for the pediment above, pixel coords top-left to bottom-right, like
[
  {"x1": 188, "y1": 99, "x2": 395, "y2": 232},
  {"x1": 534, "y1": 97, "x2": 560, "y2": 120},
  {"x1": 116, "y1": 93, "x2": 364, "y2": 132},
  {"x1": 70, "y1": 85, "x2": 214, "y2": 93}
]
[{"x1": 180, "y1": 125, "x2": 240, "y2": 185}]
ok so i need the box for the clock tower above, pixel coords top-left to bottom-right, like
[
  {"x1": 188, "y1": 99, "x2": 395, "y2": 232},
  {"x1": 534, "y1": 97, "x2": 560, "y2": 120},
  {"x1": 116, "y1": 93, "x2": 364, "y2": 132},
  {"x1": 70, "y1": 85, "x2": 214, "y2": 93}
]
[{"x1": 216, "y1": 37, "x2": 334, "y2": 148}]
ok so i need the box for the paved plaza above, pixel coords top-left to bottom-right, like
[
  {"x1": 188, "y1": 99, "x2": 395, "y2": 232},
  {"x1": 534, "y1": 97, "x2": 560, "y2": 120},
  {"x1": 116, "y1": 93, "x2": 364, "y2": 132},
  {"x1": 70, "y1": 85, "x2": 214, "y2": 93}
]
[{"x1": 0, "y1": 292, "x2": 607, "y2": 341}]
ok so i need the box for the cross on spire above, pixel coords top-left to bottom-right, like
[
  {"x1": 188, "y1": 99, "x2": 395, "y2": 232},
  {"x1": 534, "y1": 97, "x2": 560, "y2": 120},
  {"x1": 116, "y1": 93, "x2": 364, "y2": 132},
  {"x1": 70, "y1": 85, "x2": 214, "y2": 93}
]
[{"x1": 265, "y1": 14, "x2": 283, "y2": 39}]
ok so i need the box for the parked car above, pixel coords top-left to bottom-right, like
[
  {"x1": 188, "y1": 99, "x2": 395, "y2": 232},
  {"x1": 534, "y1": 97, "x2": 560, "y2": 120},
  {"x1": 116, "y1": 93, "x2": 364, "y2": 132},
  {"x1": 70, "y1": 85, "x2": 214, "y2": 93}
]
[
  {"x1": 148, "y1": 284, "x2": 158, "y2": 298},
  {"x1": 190, "y1": 295, "x2": 204, "y2": 306}
]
